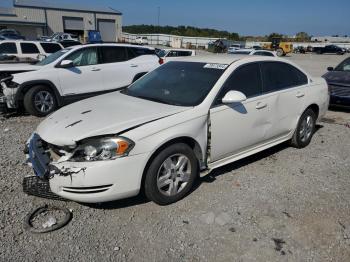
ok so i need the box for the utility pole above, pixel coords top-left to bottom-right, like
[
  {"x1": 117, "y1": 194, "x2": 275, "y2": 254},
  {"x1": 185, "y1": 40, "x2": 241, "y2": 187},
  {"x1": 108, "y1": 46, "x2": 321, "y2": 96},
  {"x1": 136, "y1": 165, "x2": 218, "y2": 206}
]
[{"x1": 157, "y1": 6, "x2": 160, "y2": 45}]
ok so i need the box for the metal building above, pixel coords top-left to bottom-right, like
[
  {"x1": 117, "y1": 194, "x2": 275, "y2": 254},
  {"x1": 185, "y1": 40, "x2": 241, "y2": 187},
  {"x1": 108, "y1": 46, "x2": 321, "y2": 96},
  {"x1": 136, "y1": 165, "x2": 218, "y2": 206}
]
[{"x1": 0, "y1": 0, "x2": 122, "y2": 42}]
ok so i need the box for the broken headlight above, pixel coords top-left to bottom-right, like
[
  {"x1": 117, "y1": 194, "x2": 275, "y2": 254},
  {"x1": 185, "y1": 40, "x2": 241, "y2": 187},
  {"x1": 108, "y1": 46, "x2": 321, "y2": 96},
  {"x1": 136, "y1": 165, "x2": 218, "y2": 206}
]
[{"x1": 70, "y1": 137, "x2": 134, "y2": 162}]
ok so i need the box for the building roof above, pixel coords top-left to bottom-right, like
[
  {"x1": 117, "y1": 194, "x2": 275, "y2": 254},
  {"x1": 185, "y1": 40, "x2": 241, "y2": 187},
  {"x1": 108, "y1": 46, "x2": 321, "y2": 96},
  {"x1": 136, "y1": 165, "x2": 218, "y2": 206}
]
[{"x1": 13, "y1": 0, "x2": 122, "y2": 15}]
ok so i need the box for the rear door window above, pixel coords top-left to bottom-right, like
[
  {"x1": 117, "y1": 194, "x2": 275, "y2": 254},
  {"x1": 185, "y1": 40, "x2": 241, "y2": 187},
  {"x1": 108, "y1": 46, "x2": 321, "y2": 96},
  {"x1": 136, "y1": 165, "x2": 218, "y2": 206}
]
[
  {"x1": 215, "y1": 63, "x2": 262, "y2": 105},
  {"x1": 127, "y1": 47, "x2": 155, "y2": 59},
  {"x1": 40, "y1": 43, "x2": 62, "y2": 53},
  {"x1": 0, "y1": 42, "x2": 17, "y2": 54},
  {"x1": 260, "y1": 62, "x2": 308, "y2": 93},
  {"x1": 100, "y1": 46, "x2": 127, "y2": 63},
  {"x1": 20, "y1": 43, "x2": 40, "y2": 54}
]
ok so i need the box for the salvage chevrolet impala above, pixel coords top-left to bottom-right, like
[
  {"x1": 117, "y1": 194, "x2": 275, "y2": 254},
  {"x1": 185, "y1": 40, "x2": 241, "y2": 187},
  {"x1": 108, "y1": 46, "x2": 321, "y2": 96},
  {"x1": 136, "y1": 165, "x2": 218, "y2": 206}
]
[{"x1": 26, "y1": 55, "x2": 329, "y2": 205}]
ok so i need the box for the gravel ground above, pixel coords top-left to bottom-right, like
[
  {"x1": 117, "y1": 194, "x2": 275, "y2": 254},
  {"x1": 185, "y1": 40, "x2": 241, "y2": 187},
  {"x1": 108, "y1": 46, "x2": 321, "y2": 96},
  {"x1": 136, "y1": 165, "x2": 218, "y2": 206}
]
[{"x1": 1, "y1": 54, "x2": 350, "y2": 262}]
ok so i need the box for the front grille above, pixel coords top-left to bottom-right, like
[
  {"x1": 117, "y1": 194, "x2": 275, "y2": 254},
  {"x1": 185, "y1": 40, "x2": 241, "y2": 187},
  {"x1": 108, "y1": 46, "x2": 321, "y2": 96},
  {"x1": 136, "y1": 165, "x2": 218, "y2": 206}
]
[
  {"x1": 330, "y1": 85, "x2": 350, "y2": 97},
  {"x1": 62, "y1": 184, "x2": 112, "y2": 194},
  {"x1": 22, "y1": 176, "x2": 68, "y2": 201},
  {"x1": 28, "y1": 134, "x2": 51, "y2": 177}
]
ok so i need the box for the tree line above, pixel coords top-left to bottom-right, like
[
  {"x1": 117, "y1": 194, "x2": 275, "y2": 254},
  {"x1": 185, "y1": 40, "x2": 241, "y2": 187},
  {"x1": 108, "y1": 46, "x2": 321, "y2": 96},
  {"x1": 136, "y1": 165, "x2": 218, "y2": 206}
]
[
  {"x1": 123, "y1": 25, "x2": 312, "y2": 42},
  {"x1": 123, "y1": 25, "x2": 240, "y2": 40}
]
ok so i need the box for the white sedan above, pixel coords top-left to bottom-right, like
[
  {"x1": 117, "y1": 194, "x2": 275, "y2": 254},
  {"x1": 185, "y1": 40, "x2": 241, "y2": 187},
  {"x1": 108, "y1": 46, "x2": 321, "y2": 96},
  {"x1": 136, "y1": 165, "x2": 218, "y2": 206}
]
[
  {"x1": 26, "y1": 55, "x2": 329, "y2": 205},
  {"x1": 228, "y1": 48, "x2": 277, "y2": 57}
]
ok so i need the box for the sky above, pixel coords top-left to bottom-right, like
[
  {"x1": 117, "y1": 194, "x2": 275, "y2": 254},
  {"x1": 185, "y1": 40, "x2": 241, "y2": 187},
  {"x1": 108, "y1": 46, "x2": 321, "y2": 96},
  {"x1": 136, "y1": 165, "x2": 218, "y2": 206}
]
[{"x1": 2, "y1": 0, "x2": 350, "y2": 36}]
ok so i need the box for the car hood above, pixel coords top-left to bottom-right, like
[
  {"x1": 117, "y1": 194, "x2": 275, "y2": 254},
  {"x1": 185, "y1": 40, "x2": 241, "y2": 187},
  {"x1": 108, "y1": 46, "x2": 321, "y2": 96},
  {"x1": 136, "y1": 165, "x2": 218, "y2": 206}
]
[
  {"x1": 323, "y1": 71, "x2": 350, "y2": 87},
  {"x1": 0, "y1": 63, "x2": 41, "y2": 73},
  {"x1": 36, "y1": 92, "x2": 190, "y2": 146}
]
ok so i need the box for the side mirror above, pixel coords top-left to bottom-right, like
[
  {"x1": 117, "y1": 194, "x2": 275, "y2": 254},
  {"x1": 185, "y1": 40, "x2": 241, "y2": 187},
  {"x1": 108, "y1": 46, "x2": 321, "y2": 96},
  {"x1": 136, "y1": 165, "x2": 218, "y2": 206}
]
[
  {"x1": 37, "y1": 54, "x2": 46, "y2": 61},
  {"x1": 327, "y1": 67, "x2": 334, "y2": 71},
  {"x1": 60, "y1": 60, "x2": 74, "y2": 68},
  {"x1": 222, "y1": 90, "x2": 247, "y2": 104}
]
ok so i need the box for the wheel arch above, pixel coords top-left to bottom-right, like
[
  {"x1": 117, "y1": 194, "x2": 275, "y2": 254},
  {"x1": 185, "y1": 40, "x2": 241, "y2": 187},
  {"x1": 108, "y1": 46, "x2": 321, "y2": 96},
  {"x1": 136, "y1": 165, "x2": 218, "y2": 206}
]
[
  {"x1": 305, "y1": 103, "x2": 319, "y2": 120},
  {"x1": 15, "y1": 80, "x2": 63, "y2": 107},
  {"x1": 140, "y1": 136, "x2": 205, "y2": 190}
]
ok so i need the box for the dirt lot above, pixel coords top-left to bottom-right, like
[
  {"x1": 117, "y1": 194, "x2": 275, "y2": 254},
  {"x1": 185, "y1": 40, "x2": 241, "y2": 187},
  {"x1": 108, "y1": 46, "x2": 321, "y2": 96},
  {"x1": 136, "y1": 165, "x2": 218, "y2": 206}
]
[{"x1": 0, "y1": 54, "x2": 350, "y2": 262}]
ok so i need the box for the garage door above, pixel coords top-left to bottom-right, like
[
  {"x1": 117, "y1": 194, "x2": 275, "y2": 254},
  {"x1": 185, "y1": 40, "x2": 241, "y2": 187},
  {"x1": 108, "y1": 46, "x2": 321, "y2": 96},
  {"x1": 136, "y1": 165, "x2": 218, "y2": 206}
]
[
  {"x1": 98, "y1": 19, "x2": 116, "y2": 42},
  {"x1": 63, "y1": 17, "x2": 84, "y2": 30}
]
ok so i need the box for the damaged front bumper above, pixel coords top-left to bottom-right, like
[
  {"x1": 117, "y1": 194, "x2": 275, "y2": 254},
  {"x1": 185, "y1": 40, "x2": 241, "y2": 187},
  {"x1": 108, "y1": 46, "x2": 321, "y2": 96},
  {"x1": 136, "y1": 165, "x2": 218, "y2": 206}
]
[
  {"x1": 25, "y1": 133, "x2": 149, "y2": 203},
  {"x1": 0, "y1": 81, "x2": 18, "y2": 113}
]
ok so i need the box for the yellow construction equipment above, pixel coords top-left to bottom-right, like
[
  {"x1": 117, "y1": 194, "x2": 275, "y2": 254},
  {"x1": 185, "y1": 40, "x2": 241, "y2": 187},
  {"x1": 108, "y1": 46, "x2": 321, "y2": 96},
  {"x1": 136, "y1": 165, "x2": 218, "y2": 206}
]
[{"x1": 262, "y1": 37, "x2": 293, "y2": 56}]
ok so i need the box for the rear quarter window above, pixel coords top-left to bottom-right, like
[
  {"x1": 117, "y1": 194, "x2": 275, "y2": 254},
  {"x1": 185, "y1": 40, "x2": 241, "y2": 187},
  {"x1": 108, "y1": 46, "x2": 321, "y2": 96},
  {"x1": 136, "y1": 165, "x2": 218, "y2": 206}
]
[
  {"x1": 40, "y1": 43, "x2": 62, "y2": 53},
  {"x1": 127, "y1": 47, "x2": 155, "y2": 59},
  {"x1": 261, "y1": 62, "x2": 308, "y2": 93}
]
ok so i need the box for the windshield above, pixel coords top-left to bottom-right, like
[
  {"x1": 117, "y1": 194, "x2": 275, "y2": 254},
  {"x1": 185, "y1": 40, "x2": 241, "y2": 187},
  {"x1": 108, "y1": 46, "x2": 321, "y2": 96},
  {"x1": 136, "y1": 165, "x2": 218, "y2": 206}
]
[
  {"x1": 122, "y1": 61, "x2": 227, "y2": 106},
  {"x1": 36, "y1": 48, "x2": 71, "y2": 66},
  {"x1": 335, "y1": 58, "x2": 350, "y2": 71}
]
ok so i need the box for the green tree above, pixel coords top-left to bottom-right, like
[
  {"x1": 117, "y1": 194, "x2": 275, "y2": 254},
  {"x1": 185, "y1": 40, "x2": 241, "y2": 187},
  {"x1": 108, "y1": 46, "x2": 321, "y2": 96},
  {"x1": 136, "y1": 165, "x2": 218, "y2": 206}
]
[
  {"x1": 295, "y1": 32, "x2": 310, "y2": 41},
  {"x1": 267, "y1": 33, "x2": 283, "y2": 41}
]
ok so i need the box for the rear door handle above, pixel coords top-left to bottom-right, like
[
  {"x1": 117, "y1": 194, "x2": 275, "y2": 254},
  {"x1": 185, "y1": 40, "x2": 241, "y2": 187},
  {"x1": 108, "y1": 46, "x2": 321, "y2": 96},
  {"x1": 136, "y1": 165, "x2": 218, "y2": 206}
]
[
  {"x1": 130, "y1": 64, "x2": 138, "y2": 68},
  {"x1": 91, "y1": 68, "x2": 101, "y2": 71},
  {"x1": 296, "y1": 92, "x2": 305, "y2": 98},
  {"x1": 256, "y1": 102, "x2": 267, "y2": 110}
]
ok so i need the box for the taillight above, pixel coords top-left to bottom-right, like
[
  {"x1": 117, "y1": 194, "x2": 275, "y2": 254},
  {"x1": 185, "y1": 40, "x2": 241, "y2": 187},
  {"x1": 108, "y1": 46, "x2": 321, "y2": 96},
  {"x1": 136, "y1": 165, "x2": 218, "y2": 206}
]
[{"x1": 158, "y1": 58, "x2": 164, "y2": 65}]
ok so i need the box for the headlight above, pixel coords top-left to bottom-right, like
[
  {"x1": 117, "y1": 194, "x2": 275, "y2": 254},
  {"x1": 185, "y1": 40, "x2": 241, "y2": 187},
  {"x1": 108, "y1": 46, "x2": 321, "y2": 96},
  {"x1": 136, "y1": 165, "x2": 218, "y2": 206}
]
[{"x1": 70, "y1": 137, "x2": 134, "y2": 162}]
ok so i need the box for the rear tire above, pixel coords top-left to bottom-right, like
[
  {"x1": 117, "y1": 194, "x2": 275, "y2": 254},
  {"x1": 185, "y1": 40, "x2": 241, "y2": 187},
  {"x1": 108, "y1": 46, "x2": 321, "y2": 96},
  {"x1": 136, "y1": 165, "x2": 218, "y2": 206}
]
[
  {"x1": 290, "y1": 109, "x2": 316, "y2": 148},
  {"x1": 276, "y1": 48, "x2": 284, "y2": 57},
  {"x1": 23, "y1": 85, "x2": 57, "y2": 117},
  {"x1": 144, "y1": 143, "x2": 198, "y2": 205}
]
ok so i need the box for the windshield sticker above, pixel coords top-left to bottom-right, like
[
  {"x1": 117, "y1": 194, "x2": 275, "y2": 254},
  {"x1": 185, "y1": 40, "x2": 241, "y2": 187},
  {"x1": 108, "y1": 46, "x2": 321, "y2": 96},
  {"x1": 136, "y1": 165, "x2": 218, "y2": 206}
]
[{"x1": 204, "y1": 63, "x2": 229, "y2": 70}]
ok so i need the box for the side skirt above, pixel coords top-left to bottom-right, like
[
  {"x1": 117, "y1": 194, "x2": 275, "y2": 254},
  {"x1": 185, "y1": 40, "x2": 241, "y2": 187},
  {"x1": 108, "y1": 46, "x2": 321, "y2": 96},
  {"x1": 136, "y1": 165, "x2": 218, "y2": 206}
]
[{"x1": 200, "y1": 133, "x2": 293, "y2": 177}]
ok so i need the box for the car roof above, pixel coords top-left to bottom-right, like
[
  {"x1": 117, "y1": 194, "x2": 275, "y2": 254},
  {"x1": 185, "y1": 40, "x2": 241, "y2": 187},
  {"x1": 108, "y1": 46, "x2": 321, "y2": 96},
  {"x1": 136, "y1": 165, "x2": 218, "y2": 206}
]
[
  {"x1": 164, "y1": 48, "x2": 194, "y2": 52},
  {"x1": 70, "y1": 43, "x2": 155, "y2": 50},
  {"x1": 171, "y1": 55, "x2": 310, "y2": 75},
  {"x1": 0, "y1": 40, "x2": 61, "y2": 44},
  {"x1": 169, "y1": 54, "x2": 291, "y2": 65}
]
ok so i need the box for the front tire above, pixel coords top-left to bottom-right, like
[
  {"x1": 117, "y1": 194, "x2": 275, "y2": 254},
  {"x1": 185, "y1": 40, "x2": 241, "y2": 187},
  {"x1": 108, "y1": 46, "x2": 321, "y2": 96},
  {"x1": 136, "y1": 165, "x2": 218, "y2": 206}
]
[
  {"x1": 290, "y1": 109, "x2": 316, "y2": 148},
  {"x1": 144, "y1": 143, "x2": 198, "y2": 205},
  {"x1": 276, "y1": 48, "x2": 284, "y2": 57},
  {"x1": 23, "y1": 85, "x2": 57, "y2": 117}
]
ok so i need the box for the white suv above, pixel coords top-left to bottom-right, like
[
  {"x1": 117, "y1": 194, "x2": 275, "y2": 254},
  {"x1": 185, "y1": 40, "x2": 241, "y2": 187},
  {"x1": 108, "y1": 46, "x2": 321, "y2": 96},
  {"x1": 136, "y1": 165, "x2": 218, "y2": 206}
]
[
  {"x1": 0, "y1": 40, "x2": 63, "y2": 61},
  {"x1": 0, "y1": 44, "x2": 160, "y2": 116},
  {"x1": 135, "y1": 36, "x2": 148, "y2": 45}
]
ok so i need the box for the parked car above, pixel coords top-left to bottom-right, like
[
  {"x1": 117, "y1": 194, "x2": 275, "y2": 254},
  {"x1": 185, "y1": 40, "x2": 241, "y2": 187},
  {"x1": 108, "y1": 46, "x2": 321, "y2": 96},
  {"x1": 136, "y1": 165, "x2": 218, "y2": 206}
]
[
  {"x1": 228, "y1": 48, "x2": 277, "y2": 57},
  {"x1": 59, "y1": 40, "x2": 82, "y2": 48},
  {"x1": 40, "y1": 32, "x2": 78, "y2": 42},
  {"x1": 227, "y1": 44, "x2": 244, "y2": 53},
  {"x1": 0, "y1": 33, "x2": 25, "y2": 40},
  {"x1": 0, "y1": 29, "x2": 20, "y2": 35},
  {"x1": 25, "y1": 55, "x2": 329, "y2": 204},
  {"x1": 0, "y1": 29, "x2": 25, "y2": 40},
  {"x1": 157, "y1": 48, "x2": 196, "y2": 63},
  {"x1": 135, "y1": 36, "x2": 148, "y2": 45},
  {"x1": 0, "y1": 40, "x2": 63, "y2": 63},
  {"x1": 323, "y1": 57, "x2": 350, "y2": 107},
  {"x1": 313, "y1": 45, "x2": 346, "y2": 55},
  {"x1": 0, "y1": 44, "x2": 160, "y2": 116},
  {"x1": 157, "y1": 49, "x2": 196, "y2": 58},
  {"x1": 293, "y1": 46, "x2": 306, "y2": 54}
]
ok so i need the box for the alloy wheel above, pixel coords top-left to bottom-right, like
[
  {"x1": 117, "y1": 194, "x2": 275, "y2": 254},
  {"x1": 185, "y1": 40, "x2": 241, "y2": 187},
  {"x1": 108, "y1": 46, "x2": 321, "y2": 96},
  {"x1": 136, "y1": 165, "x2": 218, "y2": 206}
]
[
  {"x1": 157, "y1": 154, "x2": 192, "y2": 196},
  {"x1": 34, "y1": 91, "x2": 54, "y2": 113}
]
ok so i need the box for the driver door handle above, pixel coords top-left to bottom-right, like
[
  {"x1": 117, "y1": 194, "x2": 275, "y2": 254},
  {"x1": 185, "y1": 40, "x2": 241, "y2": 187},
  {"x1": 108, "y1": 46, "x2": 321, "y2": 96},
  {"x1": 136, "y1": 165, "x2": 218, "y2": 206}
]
[
  {"x1": 256, "y1": 102, "x2": 267, "y2": 110},
  {"x1": 296, "y1": 92, "x2": 305, "y2": 98},
  {"x1": 91, "y1": 68, "x2": 101, "y2": 71}
]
